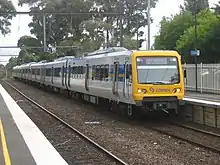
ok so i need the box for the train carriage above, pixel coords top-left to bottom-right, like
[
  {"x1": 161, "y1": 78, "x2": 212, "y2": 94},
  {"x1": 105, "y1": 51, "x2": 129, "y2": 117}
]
[
  {"x1": 48, "y1": 58, "x2": 69, "y2": 90},
  {"x1": 30, "y1": 62, "x2": 43, "y2": 83},
  {"x1": 12, "y1": 47, "x2": 185, "y2": 116}
]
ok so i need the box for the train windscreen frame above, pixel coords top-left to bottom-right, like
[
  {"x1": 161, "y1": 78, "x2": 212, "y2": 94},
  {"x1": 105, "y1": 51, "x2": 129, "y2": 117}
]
[{"x1": 136, "y1": 56, "x2": 180, "y2": 85}]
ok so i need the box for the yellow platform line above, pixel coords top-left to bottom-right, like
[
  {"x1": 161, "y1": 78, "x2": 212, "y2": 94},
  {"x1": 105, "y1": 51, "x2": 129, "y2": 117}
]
[{"x1": 0, "y1": 119, "x2": 11, "y2": 165}]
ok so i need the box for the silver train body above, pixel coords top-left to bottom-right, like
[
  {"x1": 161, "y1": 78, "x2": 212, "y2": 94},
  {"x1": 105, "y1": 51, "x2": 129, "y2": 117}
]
[
  {"x1": 12, "y1": 47, "x2": 185, "y2": 115},
  {"x1": 12, "y1": 48, "x2": 135, "y2": 105}
]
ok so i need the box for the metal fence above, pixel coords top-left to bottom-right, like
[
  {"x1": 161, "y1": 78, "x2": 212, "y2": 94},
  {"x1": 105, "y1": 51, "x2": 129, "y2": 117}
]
[{"x1": 183, "y1": 63, "x2": 220, "y2": 94}]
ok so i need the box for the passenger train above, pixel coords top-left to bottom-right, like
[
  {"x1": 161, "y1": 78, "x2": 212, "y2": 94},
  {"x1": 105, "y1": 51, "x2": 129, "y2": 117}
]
[{"x1": 12, "y1": 47, "x2": 185, "y2": 117}]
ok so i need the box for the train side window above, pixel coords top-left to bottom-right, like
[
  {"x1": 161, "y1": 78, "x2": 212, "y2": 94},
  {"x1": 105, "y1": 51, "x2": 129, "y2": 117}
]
[
  {"x1": 128, "y1": 64, "x2": 132, "y2": 82},
  {"x1": 104, "y1": 64, "x2": 109, "y2": 81},
  {"x1": 49, "y1": 68, "x2": 52, "y2": 76},
  {"x1": 97, "y1": 65, "x2": 101, "y2": 80},
  {"x1": 54, "y1": 68, "x2": 61, "y2": 77},
  {"x1": 80, "y1": 66, "x2": 83, "y2": 78},
  {"x1": 72, "y1": 66, "x2": 75, "y2": 78},
  {"x1": 74, "y1": 66, "x2": 77, "y2": 78},
  {"x1": 118, "y1": 64, "x2": 123, "y2": 82},
  {"x1": 36, "y1": 69, "x2": 39, "y2": 75},
  {"x1": 46, "y1": 68, "x2": 49, "y2": 76},
  {"x1": 75, "y1": 66, "x2": 78, "y2": 79},
  {"x1": 92, "y1": 65, "x2": 95, "y2": 80},
  {"x1": 81, "y1": 66, "x2": 84, "y2": 74},
  {"x1": 100, "y1": 65, "x2": 104, "y2": 81},
  {"x1": 78, "y1": 66, "x2": 80, "y2": 78},
  {"x1": 126, "y1": 64, "x2": 129, "y2": 79},
  {"x1": 62, "y1": 66, "x2": 64, "y2": 78},
  {"x1": 78, "y1": 66, "x2": 81, "y2": 79}
]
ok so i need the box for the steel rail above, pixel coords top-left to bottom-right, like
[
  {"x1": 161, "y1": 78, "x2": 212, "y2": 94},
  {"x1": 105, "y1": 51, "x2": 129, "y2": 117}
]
[
  {"x1": 144, "y1": 125, "x2": 220, "y2": 154},
  {"x1": 4, "y1": 80, "x2": 128, "y2": 165},
  {"x1": 168, "y1": 121, "x2": 220, "y2": 138}
]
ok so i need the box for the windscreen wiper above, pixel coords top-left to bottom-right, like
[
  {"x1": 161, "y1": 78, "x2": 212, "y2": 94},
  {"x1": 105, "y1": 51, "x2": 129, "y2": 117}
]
[
  {"x1": 141, "y1": 81, "x2": 168, "y2": 84},
  {"x1": 152, "y1": 81, "x2": 167, "y2": 85}
]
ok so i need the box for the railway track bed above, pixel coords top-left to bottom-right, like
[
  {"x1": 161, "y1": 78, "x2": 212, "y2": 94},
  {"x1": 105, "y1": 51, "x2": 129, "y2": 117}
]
[
  {"x1": 3, "y1": 81, "x2": 127, "y2": 165},
  {"x1": 2, "y1": 79, "x2": 220, "y2": 165},
  {"x1": 145, "y1": 121, "x2": 220, "y2": 154}
]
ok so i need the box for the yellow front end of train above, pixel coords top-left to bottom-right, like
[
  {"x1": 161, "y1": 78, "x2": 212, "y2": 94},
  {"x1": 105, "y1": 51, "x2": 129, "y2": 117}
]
[{"x1": 131, "y1": 50, "x2": 184, "y2": 112}]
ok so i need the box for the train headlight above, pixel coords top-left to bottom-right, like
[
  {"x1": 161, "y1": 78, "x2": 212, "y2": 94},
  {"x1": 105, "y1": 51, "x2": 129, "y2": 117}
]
[
  {"x1": 172, "y1": 88, "x2": 181, "y2": 93},
  {"x1": 137, "y1": 89, "x2": 142, "y2": 93},
  {"x1": 137, "y1": 88, "x2": 147, "y2": 94}
]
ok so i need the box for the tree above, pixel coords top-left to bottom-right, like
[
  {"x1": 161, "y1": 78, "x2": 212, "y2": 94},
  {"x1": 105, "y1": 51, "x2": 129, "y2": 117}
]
[
  {"x1": 17, "y1": 50, "x2": 39, "y2": 64},
  {"x1": 17, "y1": 35, "x2": 43, "y2": 54},
  {"x1": 108, "y1": 35, "x2": 138, "y2": 50},
  {"x1": 95, "y1": 0, "x2": 158, "y2": 44},
  {"x1": 176, "y1": 9, "x2": 218, "y2": 63},
  {"x1": 154, "y1": 12, "x2": 194, "y2": 50},
  {"x1": 57, "y1": 38, "x2": 82, "y2": 57},
  {"x1": 80, "y1": 18, "x2": 113, "y2": 50},
  {"x1": 5, "y1": 57, "x2": 18, "y2": 76},
  {"x1": 180, "y1": 0, "x2": 209, "y2": 13},
  {"x1": 18, "y1": 0, "x2": 159, "y2": 51},
  {"x1": 213, "y1": 1, "x2": 220, "y2": 15},
  {"x1": 18, "y1": 0, "x2": 94, "y2": 47},
  {"x1": 0, "y1": 0, "x2": 16, "y2": 35}
]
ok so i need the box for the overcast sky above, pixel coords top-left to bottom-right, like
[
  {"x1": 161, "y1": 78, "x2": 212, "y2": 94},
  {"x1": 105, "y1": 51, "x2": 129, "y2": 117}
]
[{"x1": 0, "y1": 0, "x2": 218, "y2": 65}]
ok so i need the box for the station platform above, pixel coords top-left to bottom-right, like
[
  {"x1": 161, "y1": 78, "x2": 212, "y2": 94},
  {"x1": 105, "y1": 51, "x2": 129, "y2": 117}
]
[
  {"x1": 185, "y1": 91, "x2": 220, "y2": 102},
  {"x1": 0, "y1": 84, "x2": 68, "y2": 165}
]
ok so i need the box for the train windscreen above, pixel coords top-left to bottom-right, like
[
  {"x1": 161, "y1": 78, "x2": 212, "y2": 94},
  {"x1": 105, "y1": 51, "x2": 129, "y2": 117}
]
[{"x1": 136, "y1": 56, "x2": 180, "y2": 84}]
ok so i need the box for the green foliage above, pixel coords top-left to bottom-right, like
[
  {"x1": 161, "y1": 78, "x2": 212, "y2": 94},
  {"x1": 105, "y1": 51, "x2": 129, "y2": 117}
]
[
  {"x1": 176, "y1": 10, "x2": 218, "y2": 62},
  {"x1": 0, "y1": 0, "x2": 16, "y2": 35},
  {"x1": 57, "y1": 38, "x2": 82, "y2": 57},
  {"x1": 4, "y1": 0, "x2": 158, "y2": 68},
  {"x1": 180, "y1": 0, "x2": 209, "y2": 13},
  {"x1": 5, "y1": 57, "x2": 18, "y2": 75},
  {"x1": 154, "y1": 12, "x2": 194, "y2": 50},
  {"x1": 153, "y1": 5, "x2": 220, "y2": 63},
  {"x1": 17, "y1": 35, "x2": 43, "y2": 54},
  {"x1": 17, "y1": 0, "x2": 158, "y2": 50}
]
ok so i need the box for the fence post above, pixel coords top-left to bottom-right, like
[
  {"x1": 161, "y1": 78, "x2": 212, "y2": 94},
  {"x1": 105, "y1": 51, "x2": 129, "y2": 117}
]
[
  {"x1": 184, "y1": 63, "x2": 187, "y2": 87},
  {"x1": 200, "y1": 62, "x2": 203, "y2": 93}
]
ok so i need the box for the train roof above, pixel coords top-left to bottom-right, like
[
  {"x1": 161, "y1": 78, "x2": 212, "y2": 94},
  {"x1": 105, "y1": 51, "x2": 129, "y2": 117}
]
[
  {"x1": 54, "y1": 56, "x2": 75, "y2": 61},
  {"x1": 13, "y1": 48, "x2": 180, "y2": 69},
  {"x1": 86, "y1": 47, "x2": 128, "y2": 56}
]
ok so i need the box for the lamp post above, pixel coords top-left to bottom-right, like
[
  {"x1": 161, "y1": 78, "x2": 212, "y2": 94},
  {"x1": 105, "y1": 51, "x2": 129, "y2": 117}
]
[
  {"x1": 194, "y1": 0, "x2": 198, "y2": 92},
  {"x1": 147, "y1": 0, "x2": 151, "y2": 50}
]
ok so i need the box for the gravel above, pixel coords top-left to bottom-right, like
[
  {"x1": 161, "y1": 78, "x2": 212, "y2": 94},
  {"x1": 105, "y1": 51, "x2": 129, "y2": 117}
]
[
  {"x1": 2, "y1": 79, "x2": 220, "y2": 165},
  {"x1": 3, "y1": 81, "x2": 120, "y2": 165},
  {"x1": 148, "y1": 122, "x2": 220, "y2": 151}
]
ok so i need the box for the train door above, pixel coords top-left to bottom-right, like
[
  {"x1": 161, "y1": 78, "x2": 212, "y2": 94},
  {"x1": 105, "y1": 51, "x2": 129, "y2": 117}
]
[
  {"x1": 51, "y1": 66, "x2": 54, "y2": 84},
  {"x1": 42, "y1": 66, "x2": 46, "y2": 83},
  {"x1": 62, "y1": 65, "x2": 65, "y2": 87},
  {"x1": 64, "y1": 61, "x2": 68, "y2": 89},
  {"x1": 112, "y1": 62, "x2": 119, "y2": 97},
  {"x1": 85, "y1": 64, "x2": 89, "y2": 91},
  {"x1": 123, "y1": 62, "x2": 132, "y2": 100},
  {"x1": 68, "y1": 64, "x2": 71, "y2": 88},
  {"x1": 34, "y1": 68, "x2": 38, "y2": 81},
  {"x1": 40, "y1": 67, "x2": 43, "y2": 82}
]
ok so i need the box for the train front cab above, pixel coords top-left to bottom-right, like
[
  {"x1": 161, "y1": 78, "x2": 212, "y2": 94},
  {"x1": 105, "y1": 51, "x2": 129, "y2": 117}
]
[{"x1": 131, "y1": 51, "x2": 185, "y2": 114}]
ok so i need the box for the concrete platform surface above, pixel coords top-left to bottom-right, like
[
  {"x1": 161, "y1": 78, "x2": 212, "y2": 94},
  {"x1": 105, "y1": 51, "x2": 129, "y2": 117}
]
[
  {"x1": 0, "y1": 84, "x2": 68, "y2": 165},
  {"x1": 185, "y1": 91, "x2": 220, "y2": 102}
]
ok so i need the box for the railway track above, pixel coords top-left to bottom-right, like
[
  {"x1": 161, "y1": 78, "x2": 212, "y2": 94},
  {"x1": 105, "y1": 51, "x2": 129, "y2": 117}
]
[
  {"x1": 4, "y1": 80, "x2": 128, "y2": 165},
  {"x1": 168, "y1": 121, "x2": 220, "y2": 138},
  {"x1": 145, "y1": 121, "x2": 220, "y2": 154}
]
